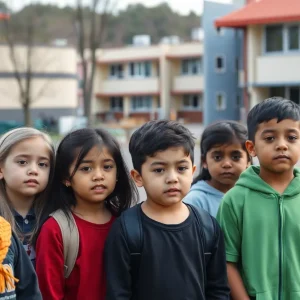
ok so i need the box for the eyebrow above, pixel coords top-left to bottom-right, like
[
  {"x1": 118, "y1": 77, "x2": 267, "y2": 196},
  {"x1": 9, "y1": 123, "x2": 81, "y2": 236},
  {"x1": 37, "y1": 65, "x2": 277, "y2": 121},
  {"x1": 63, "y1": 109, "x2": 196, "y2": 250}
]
[
  {"x1": 261, "y1": 128, "x2": 299, "y2": 135},
  {"x1": 80, "y1": 158, "x2": 115, "y2": 164},
  {"x1": 15, "y1": 154, "x2": 49, "y2": 161},
  {"x1": 150, "y1": 159, "x2": 190, "y2": 166},
  {"x1": 231, "y1": 150, "x2": 242, "y2": 153}
]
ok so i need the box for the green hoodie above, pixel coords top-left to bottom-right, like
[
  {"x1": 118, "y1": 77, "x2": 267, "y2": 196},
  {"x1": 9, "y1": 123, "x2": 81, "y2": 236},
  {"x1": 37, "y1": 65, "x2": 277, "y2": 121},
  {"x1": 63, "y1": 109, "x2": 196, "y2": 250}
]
[{"x1": 217, "y1": 166, "x2": 300, "y2": 300}]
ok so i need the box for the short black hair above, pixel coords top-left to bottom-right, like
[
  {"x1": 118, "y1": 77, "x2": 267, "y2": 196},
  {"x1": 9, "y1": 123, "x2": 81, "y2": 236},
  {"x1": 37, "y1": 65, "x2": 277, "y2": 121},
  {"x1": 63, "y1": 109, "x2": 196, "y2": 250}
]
[
  {"x1": 129, "y1": 120, "x2": 195, "y2": 173},
  {"x1": 247, "y1": 97, "x2": 300, "y2": 141}
]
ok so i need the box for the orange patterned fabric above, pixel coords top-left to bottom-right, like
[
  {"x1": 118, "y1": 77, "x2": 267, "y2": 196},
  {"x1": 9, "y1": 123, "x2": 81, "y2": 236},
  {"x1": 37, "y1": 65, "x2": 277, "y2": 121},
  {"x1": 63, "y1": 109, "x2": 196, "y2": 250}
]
[{"x1": 0, "y1": 217, "x2": 18, "y2": 293}]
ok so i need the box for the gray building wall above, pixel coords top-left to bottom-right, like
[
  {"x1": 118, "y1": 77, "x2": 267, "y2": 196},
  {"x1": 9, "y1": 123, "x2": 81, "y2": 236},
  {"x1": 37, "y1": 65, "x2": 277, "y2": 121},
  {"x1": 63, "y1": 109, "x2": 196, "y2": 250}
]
[
  {"x1": 203, "y1": 1, "x2": 244, "y2": 125},
  {"x1": 0, "y1": 108, "x2": 77, "y2": 123}
]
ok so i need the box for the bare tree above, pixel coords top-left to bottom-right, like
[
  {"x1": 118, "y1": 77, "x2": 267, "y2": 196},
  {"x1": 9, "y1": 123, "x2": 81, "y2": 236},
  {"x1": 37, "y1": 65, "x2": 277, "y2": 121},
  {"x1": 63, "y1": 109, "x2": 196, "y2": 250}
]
[
  {"x1": 76, "y1": 0, "x2": 113, "y2": 126},
  {"x1": 1, "y1": 2, "x2": 53, "y2": 126}
]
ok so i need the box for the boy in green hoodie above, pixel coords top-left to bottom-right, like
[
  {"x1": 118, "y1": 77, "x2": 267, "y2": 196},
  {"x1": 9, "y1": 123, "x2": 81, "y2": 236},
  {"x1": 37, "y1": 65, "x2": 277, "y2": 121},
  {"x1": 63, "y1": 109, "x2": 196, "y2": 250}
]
[{"x1": 217, "y1": 97, "x2": 300, "y2": 300}]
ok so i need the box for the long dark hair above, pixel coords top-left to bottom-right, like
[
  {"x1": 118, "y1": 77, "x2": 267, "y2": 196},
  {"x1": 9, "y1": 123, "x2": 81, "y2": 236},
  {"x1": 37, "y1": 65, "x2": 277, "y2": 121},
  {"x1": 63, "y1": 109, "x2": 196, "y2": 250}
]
[
  {"x1": 32, "y1": 128, "x2": 138, "y2": 246},
  {"x1": 193, "y1": 121, "x2": 250, "y2": 184}
]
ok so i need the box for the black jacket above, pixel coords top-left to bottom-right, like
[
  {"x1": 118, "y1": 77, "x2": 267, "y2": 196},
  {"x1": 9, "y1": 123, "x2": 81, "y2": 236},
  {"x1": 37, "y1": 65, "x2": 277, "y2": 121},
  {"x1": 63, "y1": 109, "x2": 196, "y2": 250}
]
[
  {"x1": 0, "y1": 232, "x2": 42, "y2": 300},
  {"x1": 105, "y1": 205, "x2": 229, "y2": 300}
]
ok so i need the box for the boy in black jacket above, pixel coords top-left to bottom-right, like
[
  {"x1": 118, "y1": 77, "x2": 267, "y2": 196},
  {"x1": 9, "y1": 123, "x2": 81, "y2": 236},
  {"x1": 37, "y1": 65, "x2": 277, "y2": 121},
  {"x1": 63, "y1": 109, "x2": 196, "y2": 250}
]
[{"x1": 105, "y1": 120, "x2": 229, "y2": 300}]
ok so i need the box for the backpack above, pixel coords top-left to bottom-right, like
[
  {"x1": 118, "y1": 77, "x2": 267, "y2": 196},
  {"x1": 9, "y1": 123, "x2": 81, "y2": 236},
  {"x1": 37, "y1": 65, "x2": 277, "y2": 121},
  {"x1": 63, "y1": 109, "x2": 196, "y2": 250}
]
[
  {"x1": 50, "y1": 210, "x2": 79, "y2": 278},
  {"x1": 120, "y1": 203, "x2": 216, "y2": 285},
  {"x1": 50, "y1": 203, "x2": 215, "y2": 279}
]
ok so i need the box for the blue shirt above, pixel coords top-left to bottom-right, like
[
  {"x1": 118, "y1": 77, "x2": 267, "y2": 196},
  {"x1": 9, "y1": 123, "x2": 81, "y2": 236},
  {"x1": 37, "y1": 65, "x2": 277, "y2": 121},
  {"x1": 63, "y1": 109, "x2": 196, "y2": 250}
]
[
  {"x1": 184, "y1": 180, "x2": 224, "y2": 217},
  {"x1": 13, "y1": 208, "x2": 36, "y2": 265}
]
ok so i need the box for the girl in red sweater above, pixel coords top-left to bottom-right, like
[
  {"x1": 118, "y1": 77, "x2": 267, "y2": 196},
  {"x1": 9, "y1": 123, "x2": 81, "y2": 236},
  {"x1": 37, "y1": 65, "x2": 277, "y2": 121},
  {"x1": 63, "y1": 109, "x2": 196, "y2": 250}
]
[{"x1": 34, "y1": 128, "x2": 138, "y2": 300}]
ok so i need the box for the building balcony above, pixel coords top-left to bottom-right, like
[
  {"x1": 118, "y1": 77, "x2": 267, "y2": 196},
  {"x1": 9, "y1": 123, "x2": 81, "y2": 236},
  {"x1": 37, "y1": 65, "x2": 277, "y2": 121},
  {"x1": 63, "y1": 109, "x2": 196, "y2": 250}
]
[
  {"x1": 256, "y1": 54, "x2": 300, "y2": 85},
  {"x1": 172, "y1": 75, "x2": 204, "y2": 94},
  {"x1": 96, "y1": 78, "x2": 159, "y2": 97}
]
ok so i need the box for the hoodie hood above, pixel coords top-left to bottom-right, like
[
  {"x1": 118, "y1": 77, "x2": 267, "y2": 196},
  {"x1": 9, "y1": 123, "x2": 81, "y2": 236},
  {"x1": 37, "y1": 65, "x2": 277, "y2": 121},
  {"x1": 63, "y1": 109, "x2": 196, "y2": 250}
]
[
  {"x1": 236, "y1": 166, "x2": 300, "y2": 197},
  {"x1": 190, "y1": 180, "x2": 224, "y2": 197}
]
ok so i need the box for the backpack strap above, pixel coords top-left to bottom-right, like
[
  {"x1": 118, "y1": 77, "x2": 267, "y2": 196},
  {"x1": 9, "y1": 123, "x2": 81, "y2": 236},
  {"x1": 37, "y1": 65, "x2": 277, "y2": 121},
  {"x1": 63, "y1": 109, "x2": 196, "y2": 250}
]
[
  {"x1": 50, "y1": 209, "x2": 79, "y2": 278},
  {"x1": 187, "y1": 204, "x2": 215, "y2": 265},
  {"x1": 120, "y1": 205, "x2": 143, "y2": 286}
]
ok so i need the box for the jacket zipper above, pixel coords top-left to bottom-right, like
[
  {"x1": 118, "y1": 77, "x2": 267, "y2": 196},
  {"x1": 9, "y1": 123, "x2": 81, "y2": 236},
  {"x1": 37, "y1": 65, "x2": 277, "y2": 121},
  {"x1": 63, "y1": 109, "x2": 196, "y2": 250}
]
[{"x1": 278, "y1": 196, "x2": 283, "y2": 300}]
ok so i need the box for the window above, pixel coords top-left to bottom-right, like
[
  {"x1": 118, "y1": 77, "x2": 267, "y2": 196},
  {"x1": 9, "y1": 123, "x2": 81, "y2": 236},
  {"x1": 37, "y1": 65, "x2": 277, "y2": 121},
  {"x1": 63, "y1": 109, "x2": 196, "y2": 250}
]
[
  {"x1": 270, "y1": 86, "x2": 285, "y2": 98},
  {"x1": 182, "y1": 94, "x2": 202, "y2": 110},
  {"x1": 216, "y1": 92, "x2": 226, "y2": 111},
  {"x1": 265, "y1": 25, "x2": 283, "y2": 52},
  {"x1": 110, "y1": 97, "x2": 123, "y2": 111},
  {"x1": 181, "y1": 58, "x2": 202, "y2": 75},
  {"x1": 215, "y1": 56, "x2": 225, "y2": 73},
  {"x1": 109, "y1": 64, "x2": 123, "y2": 79},
  {"x1": 216, "y1": 27, "x2": 225, "y2": 36},
  {"x1": 288, "y1": 25, "x2": 299, "y2": 50},
  {"x1": 264, "y1": 24, "x2": 300, "y2": 53},
  {"x1": 289, "y1": 87, "x2": 300, "y2": 104},
  {"x1": 269, "y1": 86, "x2": 300, "y2": 104},
  {"x1": 131, "y1": 96, "x2": 152, "y2": 111},
  {"x1": 129, "y1": 61, "x2": 151, "y2": 78}
]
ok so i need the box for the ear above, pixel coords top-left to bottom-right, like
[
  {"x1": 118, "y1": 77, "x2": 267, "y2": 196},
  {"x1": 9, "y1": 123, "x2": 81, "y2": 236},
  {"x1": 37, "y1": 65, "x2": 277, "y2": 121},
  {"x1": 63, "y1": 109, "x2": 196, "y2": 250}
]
[
  {"x1": 0, "y1": 167, "x2": 3, "y2": 180},
  {"x1": 201, "y1": 156, "x2": 208, "y2": 169},
  {"x1": 192, "y1": 165, "x2": 197, "y2": 175},
  {"x1": 63, "y1": 179, "x2": 71, "y2": 187},
  {"x1": 130, "y1": 169, "x2": 144, "y2": 187},
  {"x1": 245, "y1": 140, "x2": 257, "y2": 157}
]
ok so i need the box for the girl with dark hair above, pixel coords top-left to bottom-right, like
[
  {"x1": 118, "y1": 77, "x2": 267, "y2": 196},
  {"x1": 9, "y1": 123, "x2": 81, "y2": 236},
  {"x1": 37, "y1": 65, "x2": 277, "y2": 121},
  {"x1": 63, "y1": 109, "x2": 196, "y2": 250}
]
[
  {"x1": 184, "y1": 121, "x2": 250, "y2": 217},
  {"x1": 35, "y1": 128, "x2": 138, "y2": 300}
]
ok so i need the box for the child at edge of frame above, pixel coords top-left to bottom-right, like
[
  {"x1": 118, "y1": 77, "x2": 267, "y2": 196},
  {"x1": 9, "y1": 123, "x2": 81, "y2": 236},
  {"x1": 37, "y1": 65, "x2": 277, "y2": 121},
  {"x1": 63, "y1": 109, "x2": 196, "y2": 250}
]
[{"x1": 217, "y1": 97, "x2": 300, "y2": 300}]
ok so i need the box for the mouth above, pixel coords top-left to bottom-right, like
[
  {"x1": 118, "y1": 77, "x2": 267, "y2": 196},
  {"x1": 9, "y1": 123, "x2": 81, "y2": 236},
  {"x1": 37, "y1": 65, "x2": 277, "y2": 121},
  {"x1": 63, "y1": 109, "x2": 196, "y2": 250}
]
[
  {"x1": 274, "y1": 155, "x2": 290, "y2": 160},
  {"x1": 164, "y1": 188, "x2": 181, "y2": 194},
  {"x1": 91, "y1": 185, "x2": 106, "y2": 191},
  {"x1": 220, "y1": 172, "x2": 234, "y2": 177},
  {"x1": 24, "y1": 179, "x2": 39, "y2": 185}
]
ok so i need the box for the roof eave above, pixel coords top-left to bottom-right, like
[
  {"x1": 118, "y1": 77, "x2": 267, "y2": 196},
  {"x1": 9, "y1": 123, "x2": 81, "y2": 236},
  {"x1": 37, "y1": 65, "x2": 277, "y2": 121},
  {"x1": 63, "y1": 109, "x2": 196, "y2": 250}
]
[{"x1": 215, "y1": 15, "x2": 300, "y2": 28}]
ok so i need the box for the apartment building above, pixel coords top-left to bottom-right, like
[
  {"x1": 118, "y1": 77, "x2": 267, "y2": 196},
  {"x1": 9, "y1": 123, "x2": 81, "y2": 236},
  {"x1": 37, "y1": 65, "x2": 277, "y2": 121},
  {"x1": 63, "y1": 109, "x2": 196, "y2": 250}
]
[
  {"x1": 0, "y1": 45, "x2": 78, "y2": 123},
  {"x1": 91, "y1": 41, "x2": 203, "y2": 123},
  {"x1": 214, "y1": 0, "x2": 300, "y2": 115}
]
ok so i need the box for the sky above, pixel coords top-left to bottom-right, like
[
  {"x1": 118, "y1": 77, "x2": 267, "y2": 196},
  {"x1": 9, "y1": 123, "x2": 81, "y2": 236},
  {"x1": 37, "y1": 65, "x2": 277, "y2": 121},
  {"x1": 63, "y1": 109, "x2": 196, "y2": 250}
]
[{"x1": 10, "y1": 0, "x2": 232, "y2": 15}]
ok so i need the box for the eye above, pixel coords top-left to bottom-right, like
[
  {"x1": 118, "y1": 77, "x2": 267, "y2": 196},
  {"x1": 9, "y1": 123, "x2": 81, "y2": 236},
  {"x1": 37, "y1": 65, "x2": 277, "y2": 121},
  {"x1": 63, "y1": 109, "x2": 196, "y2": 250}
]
[
  {"x1": 104, "y1": 165, "x2": 114, "y2": 170},
  {"x1": 153, "y1": 168, "x2": 164, "y2": 173},
  {"x1": 264, "y1": 136, "x2": 274, "y2": 142},
  {"x1": 232, "y1": 155, "x2": 241, "y2": 161},
  {"x1": 39, "y1": 162, "x2": 48, "y2": 168},
  {"x1": 80, "y1": 166, "x2": 92, "y2": 172},
  {"x1": 17, "y1": 160, "x2": 27, "y2": 165},
  {"x1": 288, "y1": 135, "x2": 297, "y2": 141},
  {"x1": 213, "y1": 155, "x2": 222, "y2": 162},
  {"x1": 178, "y1": 166, "x2": 188, "y2": 172}
]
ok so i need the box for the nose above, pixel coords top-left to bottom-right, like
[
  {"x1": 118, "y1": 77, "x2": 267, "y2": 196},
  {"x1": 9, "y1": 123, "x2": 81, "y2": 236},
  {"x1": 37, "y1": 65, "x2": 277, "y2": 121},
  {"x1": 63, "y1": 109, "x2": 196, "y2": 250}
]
[
  {"x1": 276, "y1": 138, "x2": 288, "y2": 151},
  {"x1": 92, "y1": 168, "x2": 104, "y2": 181},
  {"x1": 27, "y1": 163, "x2": 38, "y2": 176},
  {"x1": 166, "y1": 169, "x2": 179, "y2": 184},
  {"x1": 222, "y1": 159, "x2": 233, "y2": 169}
]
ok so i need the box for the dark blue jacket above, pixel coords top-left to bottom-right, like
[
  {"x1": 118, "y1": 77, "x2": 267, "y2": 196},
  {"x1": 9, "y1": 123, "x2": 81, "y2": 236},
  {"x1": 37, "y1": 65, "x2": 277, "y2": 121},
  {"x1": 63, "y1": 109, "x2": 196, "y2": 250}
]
[{"x1": 1, "y1": 232, "x2": 42, "y2": 299}]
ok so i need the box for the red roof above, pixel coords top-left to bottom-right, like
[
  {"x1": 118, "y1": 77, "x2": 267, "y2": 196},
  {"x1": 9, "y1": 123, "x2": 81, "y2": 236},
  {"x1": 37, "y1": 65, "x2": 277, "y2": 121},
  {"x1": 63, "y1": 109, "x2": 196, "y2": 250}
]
[
  {"x1": 0, "y1": 12, "x2": 9, "y2": 20},
  {"x1": 215, "y1": 0, "x2": 300, "y2": 28}
]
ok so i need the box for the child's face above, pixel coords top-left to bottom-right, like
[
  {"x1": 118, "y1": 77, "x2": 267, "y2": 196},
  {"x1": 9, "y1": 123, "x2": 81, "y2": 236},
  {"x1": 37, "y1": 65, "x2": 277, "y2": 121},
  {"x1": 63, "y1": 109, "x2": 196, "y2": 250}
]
[
  {"x1": 0, "y1": 137, "x2": 51, "y2": 202},
  {"x1": 246, "y1": 118, "x2": 300, "y2": 175},
  {"x1": 204, "y1": 143, "x2": 249, "y2": 192},
  {"x1": 131, "y1": 146, "x2": 196, "y2": 207},
  {"x1": 66, "y1": 146, "x2": 117, "y2": 206}
]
